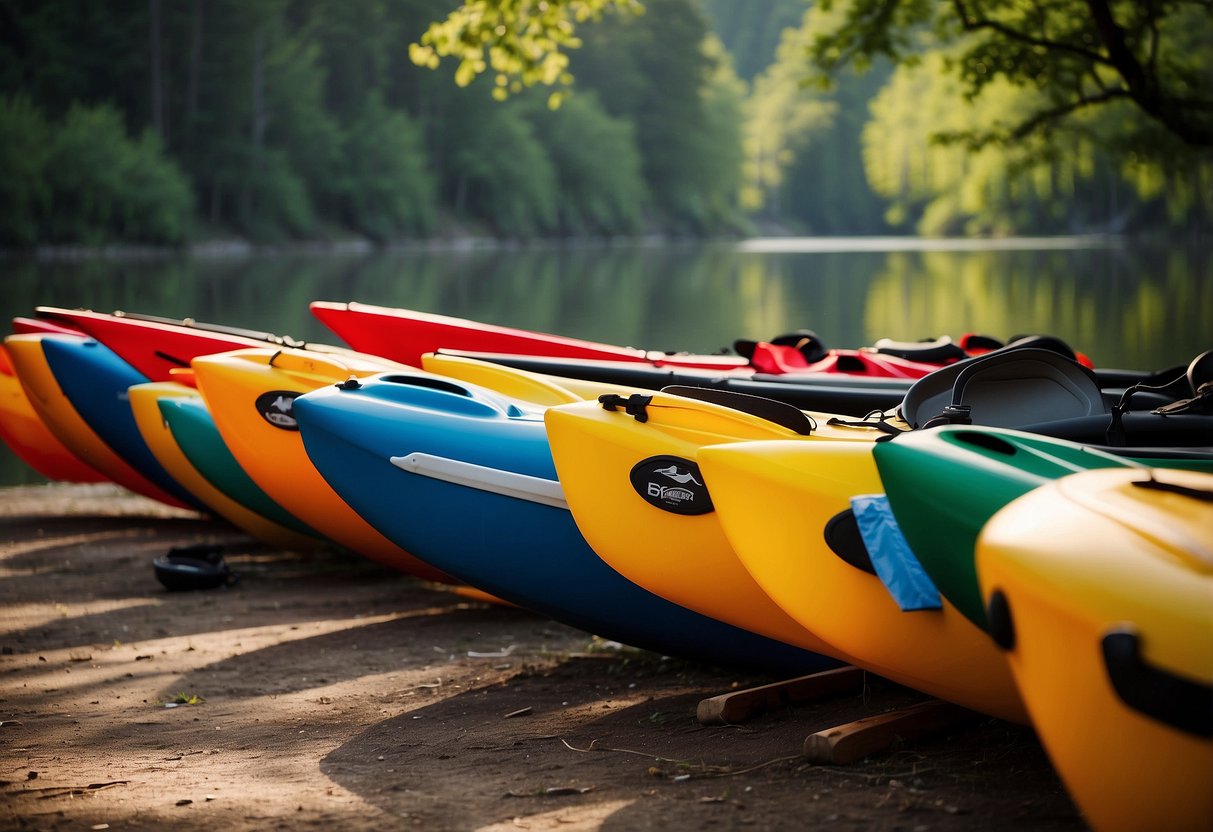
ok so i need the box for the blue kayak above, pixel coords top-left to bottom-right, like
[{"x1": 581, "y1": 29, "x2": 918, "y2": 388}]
[
  {"x1": 293, "y1": 372, "x2": 840, "y2": 676},
  {"x1": 40, "y1": 336, "x2": 207, "y2": 511}
]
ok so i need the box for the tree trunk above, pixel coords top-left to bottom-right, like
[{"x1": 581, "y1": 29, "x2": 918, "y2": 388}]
[
  {"x1": 149, "y1": 0, "x2": 164, "y2": 139},
  {"x1": 242, "y1": 26, "x2": 267, "y2": 226},
  {"x1": 185, "y1": 0, "x2": 205, "y2": 155}
]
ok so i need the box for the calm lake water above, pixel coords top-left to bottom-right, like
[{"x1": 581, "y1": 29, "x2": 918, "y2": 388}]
[{"x1": 2, "y1": 235, "x2": 1210, "y2": 486}]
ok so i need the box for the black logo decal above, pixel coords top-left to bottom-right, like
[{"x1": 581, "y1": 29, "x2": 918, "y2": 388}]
[
  {"x1": 255, "y1": 390, "x2": 300, "y2": 431},
  {"x1": 629, "y1": 455, "x2": 713, "y2": 516}
]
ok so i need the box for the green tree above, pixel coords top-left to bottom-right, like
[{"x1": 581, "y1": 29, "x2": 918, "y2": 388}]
[
  {"x1": 334, "y1": 93, "x2": 436, "y2": 239},
  {"x1": 118, "y1": 127, "x2": 197, "y2": 243},
  {"x1": 0, "y1": 94, "x2": 50, "y2": 245},
  {"x1": 42, "y1": 103, "x2": 192, "y2": 244},
  {"x1": 685, "y1": 34, "x2": 748, "y2": 232},
  {"x1": 863, "y1": 49, "x2": 1212, "y2": 235},
  {"x1": 259, "y1": 19, "x2": 344, "y2": 236},
  {"x1": 524, "y1": 91, "x2": 648, "y2": 233},
  {"x1": 569, "y1": 0, "x2": 743, "y2": 231},
  {"x1": 443, "y1": 92, "x2": 559, "y2": 235},
  {"x1": 742, "y1": 10, "x2": 838, "y2": 216},
  {"x1": 779, "y1": 61, "x2": 892, "y2": 234},
  {"x1": 408, "y1": 0, "x2": 643, "y2": 107},
  {"x1": 806, "y1": 0, "x2": 1213, "y2": 156},
  {"x1": 0, "y1": 0, "x2": 149, "y2": 124},
  {"x1": 698, "y1": 0, "x2": 806, "y2": 81}
]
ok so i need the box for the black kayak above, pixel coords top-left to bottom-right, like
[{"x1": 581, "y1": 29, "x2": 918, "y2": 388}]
[{"x1": 436, "y1": 341, "x2": 1187, "y2": 420}]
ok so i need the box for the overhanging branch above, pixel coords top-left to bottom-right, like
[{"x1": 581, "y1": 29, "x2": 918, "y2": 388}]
[
  {"x1": 1007, "y1": 88, "x2": 1132, "y2": 139},
  {"x1": 950, "y1": 0, "x2": 1110, "y2": 66}
]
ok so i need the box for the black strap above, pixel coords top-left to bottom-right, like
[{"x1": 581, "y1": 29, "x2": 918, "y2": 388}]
[
  {"x1": 660, "y1": 386, "x2": 817, "y2": 435},
  {"x1": 1152, "y1": 382, "x2": 1213, "y2": 416},
  {"x1": 1108, "y1": 367, "x2": 1200, "y2": 445},
  {"x1": 874, "y1": 337, "x2": 967, "y2": 364},
  {"x1": 921, "y1": 403, "x2": 972, "y2": 429},
  {"x1": 825, "y1": 414, "x2": 906, "y2": 437},
  {"x1": 1131, "y1": 476, "x2": 1213, "y2": 503},
  {"x1": 598, "y1": 393, "x2": 653, "y2": 423},
  {"x1": 154, "y1": 350, "x2": 190, "y2": 368}
]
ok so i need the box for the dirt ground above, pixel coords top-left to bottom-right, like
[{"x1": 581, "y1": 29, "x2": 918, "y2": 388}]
[{"x1": 0, "y1": 483, "x2": 1087, "y2": 831}]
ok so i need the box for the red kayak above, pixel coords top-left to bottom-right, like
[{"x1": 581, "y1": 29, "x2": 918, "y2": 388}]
[
  {"x1": 309, "y1": 300, "x2": 1005, "y2": 380},
  {"x1": 30, "y1": 307, "x2": 313, "y2": 383}
]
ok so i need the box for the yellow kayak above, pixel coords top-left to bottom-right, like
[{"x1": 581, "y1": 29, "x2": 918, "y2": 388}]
[
  {"x1": 545, "y1": 390, "x2": 888, "y2": 659},
  {"x1": 697, "y1": 438, "x2": 1028, "y2": 723},
  {"x1": 420, "y1": 351, "x2": 638, "y2": 406},
  {"x1": 977, "y1": 468, "x2": 1213, "y2": 832},
  {"x1": 5, "y1": 334, "x2": 192, "y2": 509},
  {"x1": 0, "y1": 342, "x2": 105, "y2": 483},
  {"x1": 128, "y1": 381, "x2": 320, "y2": 551}
]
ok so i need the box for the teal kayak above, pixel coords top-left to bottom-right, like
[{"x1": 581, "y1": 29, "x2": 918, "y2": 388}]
[
  {"x1": 872, "y1": 425, "x2": 1213, "y2": 629},
  {"x1": 159, "y1": 397, "x2": 320, "y2": 539}
]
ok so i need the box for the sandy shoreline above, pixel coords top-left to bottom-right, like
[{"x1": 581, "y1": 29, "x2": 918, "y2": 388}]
[{"x1": 0, "y1": 483, "x2": 1083, "y2": 830}]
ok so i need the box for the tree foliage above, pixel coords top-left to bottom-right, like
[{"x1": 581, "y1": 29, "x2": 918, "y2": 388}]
[
  {"x1": 742, "y1": 9, "x2": 839, "y2": 214},
  {"x1": 0, "y1": 97, "x2": 193, "y2": 245},
  {"x1": 333, "y1": 94, "x2": 436, "y2": 239},
  {"x1": 807, "y1": 0, "x2": 1213, "y2": 155},
  {"x1": 408, "y1": 0, "x2": 644, "y2": 107},
  {"x1": 2, "y1": 0, "x2": 743, "y2": 244},
  {"x1": 698, "y1": 0, "x2": 807, "y2": 81},
  {"x1": 524, "y1": 92, "x2": 648, "y2": 233},
  {"x1": 0, "y1": 94, "x2": 51, "y2": 246},
  {"x1": 861, "y1": 49, "x2": 1213, "y2": 234},
  {"x1": 1, "y1": 0, "x2": 1206, "y2": 245},
  {"x1": 568, "y1": 0, "x2": 746, "y2": 231}
]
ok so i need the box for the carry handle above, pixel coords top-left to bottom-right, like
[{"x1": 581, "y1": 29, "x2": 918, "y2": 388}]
[
  {"x1": 660, "y1": 385, "x2": 817, "y2": 435},
  {"x1": 1101, "y1": 627, "x2": 1213, "y2": 739}
]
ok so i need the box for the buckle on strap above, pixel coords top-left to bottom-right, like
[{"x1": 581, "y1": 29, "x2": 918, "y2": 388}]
[
  {"x1": 923, "y1": 403, "x2": 973, "y2": 430},
  {"x1": 1153, "y1": 382, "x2": 1213, "y2": 416},
  {"x1": 598, "y1": 393, "x2": 654, "y2": 423},
  {"x1": 825, "y1": 415, "x2": 906, "y2": 438}
]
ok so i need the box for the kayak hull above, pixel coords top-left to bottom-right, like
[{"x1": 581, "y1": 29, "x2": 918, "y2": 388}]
[
  {"x1": 698, "y1": 438, "x2": 1028, "y2": 723},
  {"x1": 5, "y1": 334, "x2": 192, "y2": 509},
  {"x1": 310, "y1": 300, "x2": 749, "y2": 371},
  {"x1": 130, "y1": 382, "x2": 319, "y2": 550},
  {"x1": 436, "y1": 351, "x2": 910, "y2": 416},
  {"x1": 873, "y1": 426, "x2": 1213, "y2": 630},
  {"x1": 293, "y1": 373, "x2": 842, "y2": 676},
  {"x1": 0, "y1": 342, "x2": 105, "y2": 483},
  {"x1": 544, "y1": 390, "x2": 879, "y2": 655},
  {"x1": 190, "y1": 347, "x2": 451, "y2": 581},
  {"x1": 34, "y1": 306, "x2": 283, "y2": 382},
  {"x1": 977, "y1": 468, "x2": 1213, "y2": 832},
  {"x1": 310, "y1": 301, "x2": 978, "y2": 382},
  {"x1": 39, "y1": 336, "x2": 206, "y2": 511}
]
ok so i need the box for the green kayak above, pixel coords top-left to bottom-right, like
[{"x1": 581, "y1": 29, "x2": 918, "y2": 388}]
[
  {"x1": 872, "y1": 425, "x2": 1213, "y2": 630},
  {"x1": 159, "y1": 397, "x2": 321, "y2": 539}
]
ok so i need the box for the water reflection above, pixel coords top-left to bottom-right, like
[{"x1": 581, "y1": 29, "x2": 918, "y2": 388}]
[{"x1": 2, "y1": 238, "x2": 1208, "y2": 485}]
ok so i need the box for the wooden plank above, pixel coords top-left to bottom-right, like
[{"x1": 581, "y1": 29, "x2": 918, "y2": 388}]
[
  {"x1": 803, "y1": 699, "x2": 974, "y2": 765},
  {"x1": 696, "y1": 665, "x2": 865, "y2": 725}
]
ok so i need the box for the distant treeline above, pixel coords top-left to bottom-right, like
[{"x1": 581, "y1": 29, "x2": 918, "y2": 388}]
[
  {"x1": 706, "y1": 0, "x2": 1212, "y2": 237},
  {"x1": 0, "y1": 0, "x2": 742, "y2": 246},
  {"x1": 0, "y1": 0, "x2": 1207, "y2": 247}
]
